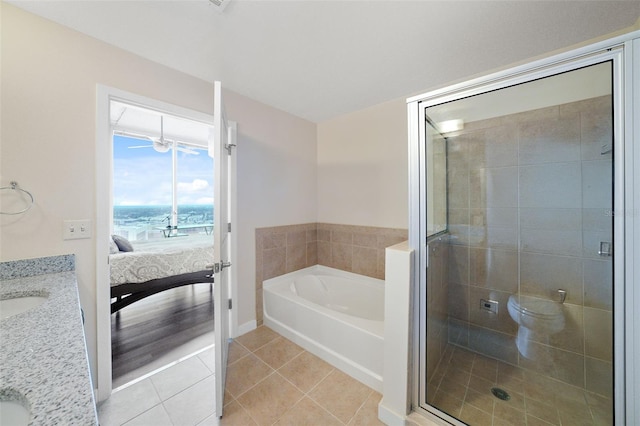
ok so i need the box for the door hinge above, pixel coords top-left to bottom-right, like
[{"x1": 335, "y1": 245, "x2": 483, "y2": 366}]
[
  {"x1": 228, "y1": 299, "x2": 233, "y2": 309},
  {"x1": 228, "y1": 222, "x2": 232, "y2": 232},
  {"x1": 225, "y1": 143, "x2": 236, "y2": 155}
]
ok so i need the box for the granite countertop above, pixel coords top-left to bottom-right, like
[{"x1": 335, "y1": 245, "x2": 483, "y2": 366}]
[{"x1": 0, "y1": 271, "x2": 98, "y2": 425}]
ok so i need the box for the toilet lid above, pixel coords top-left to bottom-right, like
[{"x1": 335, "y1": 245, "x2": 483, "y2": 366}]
[{"x1": 508, "y1": 295, "x2": 562, "y2": 318}]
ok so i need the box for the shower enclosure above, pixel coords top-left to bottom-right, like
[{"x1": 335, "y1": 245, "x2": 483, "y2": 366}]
[{"x1": 409, "y1": 51, "x2": 626, "y2": 425}]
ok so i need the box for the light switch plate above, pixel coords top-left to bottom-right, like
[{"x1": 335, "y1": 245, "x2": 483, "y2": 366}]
[{"x1": 63, "y1": 219, "x2": 92, "y2": 240}]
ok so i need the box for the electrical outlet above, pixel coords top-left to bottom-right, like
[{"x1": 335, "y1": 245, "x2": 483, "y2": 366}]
[{"x1": 63, "y1": 220, "x2": 92, "y2": 240}]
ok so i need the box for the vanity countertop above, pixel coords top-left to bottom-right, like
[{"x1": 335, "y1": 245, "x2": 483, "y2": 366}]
[{"x1": 0, "y1": 271, "x2": 98, "y2": 425}]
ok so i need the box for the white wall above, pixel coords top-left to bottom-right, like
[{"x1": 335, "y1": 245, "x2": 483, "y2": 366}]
[
  {"x1": 317, "y1": 98, "x2": 408, "y2": 229},
  {"x1": 225, "y1": 89, "x2": 318, "y2": 333},
  {"x1": 0, "y1": 3, "x2": 316, "y2": 383}
]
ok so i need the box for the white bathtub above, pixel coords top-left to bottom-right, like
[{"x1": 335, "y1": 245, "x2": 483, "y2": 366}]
[{"x1": 263, "y1": 265, "x2": 384, "y2": 392}]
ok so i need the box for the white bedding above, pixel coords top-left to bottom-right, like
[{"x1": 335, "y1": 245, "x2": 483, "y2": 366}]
[{"x1": 109, "y1": 236, "x2": 214, "y2": 287}]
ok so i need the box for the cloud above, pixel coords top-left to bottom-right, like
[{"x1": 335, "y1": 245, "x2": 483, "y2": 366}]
[{"x1": 177, "y1": 179, "x2": 210, "y2": 193}]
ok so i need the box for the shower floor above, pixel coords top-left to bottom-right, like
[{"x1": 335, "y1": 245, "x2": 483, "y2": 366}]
[{"x1": 427, "y1": 345, "x2": 612, "y2": 425}]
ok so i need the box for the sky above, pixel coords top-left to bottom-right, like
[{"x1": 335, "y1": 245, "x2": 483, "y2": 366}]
[{"x1": 113, "y1": 135, "x2": 214, "y2": 206}]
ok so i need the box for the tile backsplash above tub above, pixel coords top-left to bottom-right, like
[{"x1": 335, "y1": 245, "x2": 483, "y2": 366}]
[{"x1": 255, "y1": 223, "x2": 407, "y2": 325}]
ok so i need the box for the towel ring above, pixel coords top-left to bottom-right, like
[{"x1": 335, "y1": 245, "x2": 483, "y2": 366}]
[{"x1": 0, "y1": 181, "x2": 34, "y2": 215}]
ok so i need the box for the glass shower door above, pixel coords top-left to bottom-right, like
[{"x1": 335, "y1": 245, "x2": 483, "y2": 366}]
[{"x1": 420, "y1": 61, "x2": 616, "y2": 425}]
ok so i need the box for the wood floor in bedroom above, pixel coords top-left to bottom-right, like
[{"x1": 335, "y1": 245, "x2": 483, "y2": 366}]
[{"x1": 111, "y1": 283, "x2": 215, "y2": 388}]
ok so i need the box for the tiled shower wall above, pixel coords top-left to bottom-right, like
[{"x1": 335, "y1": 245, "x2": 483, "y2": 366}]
[
  {"x1": 444, "y1": 95, "x2": 613, "y2": 397},
  {"x1": 255, "y1": 223, "x2": 407, "y2": 325}
]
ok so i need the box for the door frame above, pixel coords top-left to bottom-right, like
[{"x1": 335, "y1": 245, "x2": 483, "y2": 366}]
[
  {"x1": 95, "y1": 85, "x2": 235, "y2": 402},
  {"x1": 407, "y1": 30, "x2": 640, "y2": 425}
]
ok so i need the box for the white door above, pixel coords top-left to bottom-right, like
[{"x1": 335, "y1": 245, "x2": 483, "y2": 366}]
[{"x1": 210, "y1": 81, "x2": 234, "y2": 418}]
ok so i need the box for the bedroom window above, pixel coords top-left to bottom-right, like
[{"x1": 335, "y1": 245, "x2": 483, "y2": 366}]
[{"x1": 111, "y1": 102, "x2": 214, "y2": 241}]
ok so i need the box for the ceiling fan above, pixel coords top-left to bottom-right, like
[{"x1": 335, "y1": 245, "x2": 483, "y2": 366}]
[{"x1": 127, "y1": 116, "x2": 200, "y2": 155}]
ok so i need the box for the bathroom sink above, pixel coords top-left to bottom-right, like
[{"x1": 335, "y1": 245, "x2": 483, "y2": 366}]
[
  {"x1": 0, "y1": 400, "x2": 30, "y2": 426},
  {"x1": 0, "y1": 295, "x2": 47, "y2": 320}
]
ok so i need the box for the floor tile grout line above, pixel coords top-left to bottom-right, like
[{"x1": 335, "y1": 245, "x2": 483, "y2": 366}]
[
  {"x1": 265, "y1": 392, "x2": 308, "y2": 426},
  {"x1": 345, "y1": 388, "x2": 375, "y2": 425},
  {"x1": 227, "y1": 367, "x2": 277, "y2": 401}
]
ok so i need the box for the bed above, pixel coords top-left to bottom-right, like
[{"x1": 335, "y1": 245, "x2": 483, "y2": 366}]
[{"x1": 109, "y1": 235, "x2": 214, "y2": 313}]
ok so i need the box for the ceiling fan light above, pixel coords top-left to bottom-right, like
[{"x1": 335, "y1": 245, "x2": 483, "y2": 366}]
[{"x1": 152, "y1": 139, "x2": 170, "y2": 153}]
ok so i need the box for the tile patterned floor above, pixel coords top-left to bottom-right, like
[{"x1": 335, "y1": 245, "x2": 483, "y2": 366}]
[
  {"x1": 427, "y1": 344, "x2": 613, "y2": 426},
  {"x1": 98, "y1": 326, "x2": 383, "y2": 426}
]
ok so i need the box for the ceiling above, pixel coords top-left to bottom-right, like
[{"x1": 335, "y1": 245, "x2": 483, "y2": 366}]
[
  {"x1": 7, "y1": 0, "x2": 640, "y2": 122},
  {"x1": 111, "y1": 101, "x2": 212, "y2": 147}
]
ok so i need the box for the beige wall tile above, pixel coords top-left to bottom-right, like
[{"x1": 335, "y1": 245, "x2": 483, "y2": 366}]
[
  {"x1": 306, "y1": 228, "x2": 318, "y2": 242},
  {"x1": 468, "y1": 125, "x2": 519, "y2": 169},
  {"x1": 262, "y1": 232, "x2": 287, "y2": 249},
  {"x1": 470, "y1": 247, "x2": 518, "y2": 293},
  {"x1": 376, "y1": 249, "x2": 386, "y2": 280},
  {"x1": 577, "y1": 96, "x2": 613, "y2": 161},
  {"x1": 352, "y1": 246, "x2": 377, "y2": 277},
  {"x1": 317, "y1": 228, "x2": 331, "y2": 242},
  {"x1": 353, "y1": 231, "x2": 377, "y2": 247},
  {"x1": 582, "y1": 160, "x2": 613, "y2": 209},
  {"x1": 549, "y1": 303, "x2": 584, "y2": 353},
  {"x1": 263, "y1": 247, "x2": 286, "y2": 280},
  {"x1": 468, "y1": 287, "x2": 516, "y2": 335},
  {"x1": 519, "y1": 162, "x2": 582, "y2": 209},
  {"x1": 584, "y1": 307, "x2": 612, "y2": 361},
  {"x1": 443, "y1": 97, "x2": 615, "y2": 396},
  {"x1": 306, "y1": 242, "x2": 317, "y2": 267},
  {"x1": 331, "y1": 229, "x2": 353, "y2": 244},
  {"x1": 583, "y1": 259, "x2": 612, "y2": 310},
  {"x1": 518, "y1": 114, "x2": 581, "y2": 165},
  {"x1": 520, "y1": 253, "x2": 583, "y2": 304},
  {"x1": 585, "y1": 357, "x2": 613, "y2": 398},
  {"x1": 448, "y1": 245, "x2": 470, "y2": 285},
  {"x1": 470, "y1": 167, "x2": 518, "y2": 209},
  {"x1": 286, "y1": 229, "x2": 307, "y2": 246},
  {"x1": 520, "y1": 229, "x2": 583, "y2": 256},
  {"x1": 448, "y1": 284, "x2": 470, "y2": 322},
  {"x1": 317, "y1": 241, "x2": 331, "y2": 266},
  {"x1": 255, "y1": 290, "x2": 263, "y2": 327},
  {"x1": 448, "y1": 167, "x2": 470, "y2": 210},
  {"x1": 331, "y1": 242, "x2": 353, "y2": 271},
  {"x1": 285, "y1": 243, "x2": 306, "y2": 273}
]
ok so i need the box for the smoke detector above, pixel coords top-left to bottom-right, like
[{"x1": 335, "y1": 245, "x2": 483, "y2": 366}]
[{"x1": 209, "y1": 0, "x2": 231, "y2": 12}]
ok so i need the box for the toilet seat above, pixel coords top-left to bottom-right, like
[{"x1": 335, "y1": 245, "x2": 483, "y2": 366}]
[{"x1": 507, "y1": 295, "x2": 562, "y2": 319}]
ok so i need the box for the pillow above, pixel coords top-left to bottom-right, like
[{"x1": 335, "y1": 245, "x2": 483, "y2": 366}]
[
  {"x1": 112, "y1": 235, "x2": 134, "y2": 252},
  {"x1": 109, "y1": 237, "x2": 120, "y2": 254}
]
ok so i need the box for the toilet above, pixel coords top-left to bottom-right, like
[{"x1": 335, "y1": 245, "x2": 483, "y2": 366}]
[{"x1": 507, "y1": 294, "x2": 565, "y2": 359}]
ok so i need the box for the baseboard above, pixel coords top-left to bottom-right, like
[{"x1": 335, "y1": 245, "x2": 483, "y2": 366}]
[
  {"x1": 378, "y1": 399, "x2": 408, "y2": 426},
  {"x1": 236, "y1": 320, "x2": 257, "y2": 336}
]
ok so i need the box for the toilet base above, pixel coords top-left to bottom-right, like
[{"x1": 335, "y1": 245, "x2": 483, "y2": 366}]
[{"x1": 515, "y1": 326, "x2": 554, "y2": 361}]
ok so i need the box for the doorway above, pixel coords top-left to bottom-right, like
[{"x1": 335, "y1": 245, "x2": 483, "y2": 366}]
[
  {"x1": 409, "y1": 49, "x2": 626, "y2": 425},
  {"x1": 95, "y1": 87, "x2": 219, "y2": 401},
  {"x1": 109, "y1": 102, "x2": 216, "y2": 388}
]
